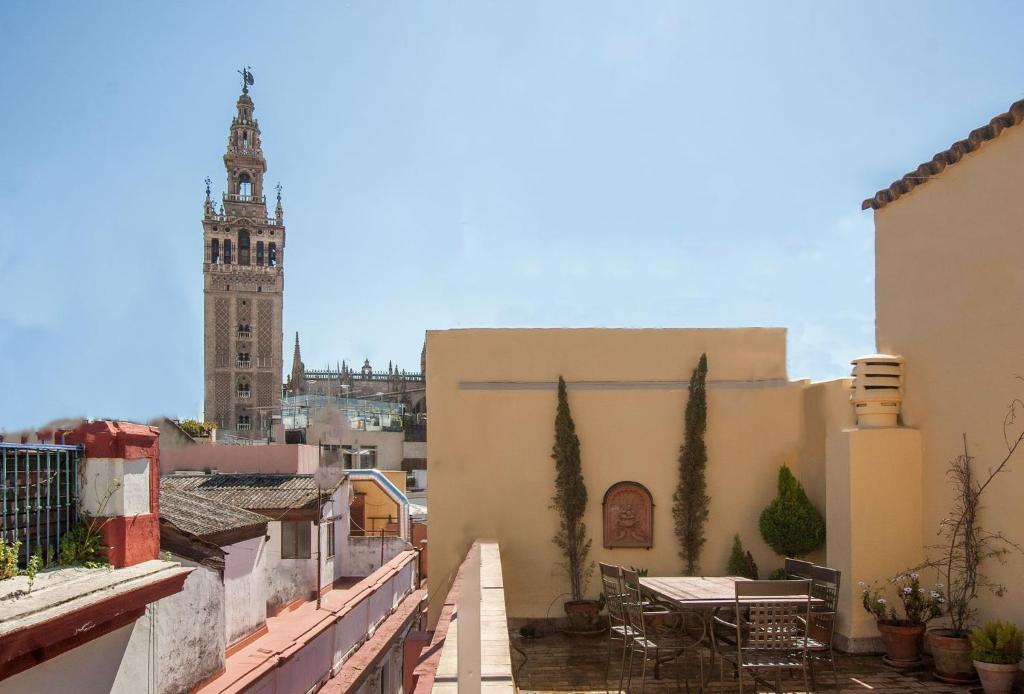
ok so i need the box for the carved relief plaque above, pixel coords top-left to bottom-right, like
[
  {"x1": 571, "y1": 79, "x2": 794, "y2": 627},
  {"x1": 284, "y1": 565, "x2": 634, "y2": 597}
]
[{"x1": 603, "y1": 482, "x2": 654, "y2": 549}]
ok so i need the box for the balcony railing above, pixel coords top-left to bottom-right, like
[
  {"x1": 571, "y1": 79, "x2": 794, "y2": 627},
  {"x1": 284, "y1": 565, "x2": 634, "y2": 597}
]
[
  {"x1": 237, "y1": 390, "x2": 251, "y2": 399},
  {"x1": 237, "y1": 359, "x2": 251, "y2": 369},
  {"x1": 237, "y1": 330, "x2": 251, "y2": 339},
  {"x1": 0, "y1": 443, "x2": 81, "y2": 568},
  {"x1": 223, "y1": 193, "x2": 266, "y2": 204},
  {"x1": 237, "y1": 422, "x2": 252, "y2": 431},
  {"x1": 205, "y1": 213, "x2": 282, "y2": 227}
]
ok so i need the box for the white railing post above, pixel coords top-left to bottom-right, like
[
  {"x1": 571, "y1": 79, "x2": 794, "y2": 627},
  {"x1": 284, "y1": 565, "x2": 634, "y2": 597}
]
[{"x1": 457, "y1": 546, "x2": 481, "y2": 691}]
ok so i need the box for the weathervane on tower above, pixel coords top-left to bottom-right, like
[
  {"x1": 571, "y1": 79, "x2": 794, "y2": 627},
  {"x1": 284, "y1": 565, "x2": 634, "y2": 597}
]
[{"x1": 238, "y1": 66, "x2": 255, "y2": 94}]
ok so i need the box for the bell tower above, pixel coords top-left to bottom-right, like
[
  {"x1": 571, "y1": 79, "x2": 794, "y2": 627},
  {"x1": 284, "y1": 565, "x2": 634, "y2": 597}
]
[{"x1": 202, "y1": 69, "x2": 285, "y2": 438}]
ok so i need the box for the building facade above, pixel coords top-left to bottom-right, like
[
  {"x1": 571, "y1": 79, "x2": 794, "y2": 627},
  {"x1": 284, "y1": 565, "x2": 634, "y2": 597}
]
[
  {"x1": 287, "y1": 333, "x2": 427, "y2": 414},
  {"x1": 203, "y1": 78, "x2": 285, "y2": 438}
]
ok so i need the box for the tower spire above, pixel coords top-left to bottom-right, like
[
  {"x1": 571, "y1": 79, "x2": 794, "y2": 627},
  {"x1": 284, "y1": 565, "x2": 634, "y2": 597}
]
[
  {"x1": 275, "y1": 182, "x2": 284, "y2": 224},
  {"x1": 290, "y1": 332, "x2": 306, "y2": 395}
]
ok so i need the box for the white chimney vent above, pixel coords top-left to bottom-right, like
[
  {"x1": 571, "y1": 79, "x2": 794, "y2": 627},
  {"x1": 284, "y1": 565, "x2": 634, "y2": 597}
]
[{"x1": 850, "y1": 354, "x2": 904, "y2": 428}]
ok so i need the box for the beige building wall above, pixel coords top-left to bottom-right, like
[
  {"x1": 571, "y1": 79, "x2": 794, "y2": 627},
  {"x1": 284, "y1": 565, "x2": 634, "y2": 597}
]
[
  {"x1": 161, "y1": 443, "x2": 320, "y2": 475},
  {"x1": 427, "y1": 328, "x2": 834, "y2": 623},
  {"x1": 874, "y1": 123, "x2": 1024, "y2": 628},
  {"x1": 298, "y1": 405, "x2": 405, "y2": 470}
]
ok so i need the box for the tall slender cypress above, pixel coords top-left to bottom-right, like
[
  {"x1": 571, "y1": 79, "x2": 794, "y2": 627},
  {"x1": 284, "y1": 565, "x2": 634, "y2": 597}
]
[
  {"x1": 551, "y1": 376, "x2": 592, "y2": 600},
  {"x1": 673, "y1": 353, "x2": 710, "y2": 575}
]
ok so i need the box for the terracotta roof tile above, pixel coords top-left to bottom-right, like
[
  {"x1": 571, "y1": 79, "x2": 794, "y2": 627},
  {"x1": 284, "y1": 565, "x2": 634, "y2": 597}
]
[{"x1": 862, "y1": 98, "x2": 1024, "y2": 211}]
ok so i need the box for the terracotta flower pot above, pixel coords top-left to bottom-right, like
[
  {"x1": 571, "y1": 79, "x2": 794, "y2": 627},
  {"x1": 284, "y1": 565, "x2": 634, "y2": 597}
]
[
  {"x1": 928, "y1": 629, "x2": 978, "y2": 683},
  {"x1": 876, "y1": 622, "x2": 925, "y2": 666},
  {"x1": 974, "y1": 660, "x2": 1021, "y2": 694},
  {"x1": 564, "y1": 599, "x2": 601, "y2": 633}
]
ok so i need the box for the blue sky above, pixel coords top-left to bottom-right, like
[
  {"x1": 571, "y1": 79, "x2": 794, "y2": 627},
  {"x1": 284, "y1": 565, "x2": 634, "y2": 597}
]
[{"x1": 2, "y1": 1, "x2": 1023, "y2": 429}]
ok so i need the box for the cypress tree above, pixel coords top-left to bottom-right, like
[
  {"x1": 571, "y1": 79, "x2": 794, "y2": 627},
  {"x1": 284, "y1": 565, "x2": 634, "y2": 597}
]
[
  {"x1": 551, "y1": 376, "x2": 592, "y2": 600},
  {"x1": 673, "y1": 353, "x2": 710, "y2": 575}
]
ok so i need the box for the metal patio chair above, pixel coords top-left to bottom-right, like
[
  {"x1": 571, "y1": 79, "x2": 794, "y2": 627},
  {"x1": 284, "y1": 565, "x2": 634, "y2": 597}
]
[
  {"x1": 784, "y1": 557, "x2": 814, "y2": 580},
  {"x1": 601, "y1": 562, "x2": 633, "y2": 693},
  {"x1": 621, "y1": 568, "x2": 695, "y2": 693},
  {"x1": 712, "y1": 579, "x2": 812, "y2": 694},
  {"x1": 803, "y1": 564, "x2": 841, "y2": 690}
]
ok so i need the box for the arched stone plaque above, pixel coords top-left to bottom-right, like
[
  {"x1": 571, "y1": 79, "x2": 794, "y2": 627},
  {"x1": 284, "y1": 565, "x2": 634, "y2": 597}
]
[{"x1": 602, "y1": 481, "x2": 654, "y2": 549}]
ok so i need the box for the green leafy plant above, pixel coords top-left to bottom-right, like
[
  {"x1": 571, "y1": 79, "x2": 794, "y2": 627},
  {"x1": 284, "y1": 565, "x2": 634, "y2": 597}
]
[
  {"x1": 673, "y1": 353, "x2": 709, "y2": 575},
  {"x1": 178, "y1": 419, "x2": 215, "y2": 438},
  {"x1": 860, "y1": 572, "x2": 944, "y2": 626},
  {"x1": 628, "y1": 566, "x2": 649, "y2": 577},
  {"x1": 969, "y1": 620, "x2": 1024, "y2": 664},
  {"x1": 768, "y1": 568, "x2": 788, "y2": 580},
  {"x1": 550, "y1": 376, "x2": 592, "y2": 601},
  {"x1": 727, "y1": 535, "x2": 759, "y2": 579},
  {"x1": 1, "y1": 538, "x2": 21, "y2": 580},
  {"x1": 59, "y1": 477, "x2": 122, "y2": 569},
  {"x1": 759, "y1": 464, "x2": 825, "y2": 558},
  {"x1": 25, "y1": 548, "x2": 42, "y2": 591},
  {"x1": 1, "y1": 539, "x2": 44, "y2": 591}
]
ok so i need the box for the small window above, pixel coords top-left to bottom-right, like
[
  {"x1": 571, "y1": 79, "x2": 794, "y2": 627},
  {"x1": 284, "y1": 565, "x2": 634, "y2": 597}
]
[
  {"x1": 256, "y1": 241, "x2": 264, "y2": 266},
  {"x1": 238, "y1": 173, "x2": 252, "y2": 197},
  {"x1": 268, "y1": 243, "x2": 277, "y2": 267},
  {"x1": 224, "y1": 239, "x2": 233, "y2": 264},
  {"x1": 326, "y1": 521, "x2": 336, "y2": 559},
  {"x1": 211, "y1": 238, "x2": 220, "y2": 264},
  {"x1": 281, "y1": 521, "x2": 311, "y2": 559}
]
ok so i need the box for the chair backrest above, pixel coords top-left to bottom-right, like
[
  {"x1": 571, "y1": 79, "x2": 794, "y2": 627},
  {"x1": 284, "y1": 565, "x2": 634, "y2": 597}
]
[
  {"x1": 784, "y1": 557, "x2": 814, "y2": 580},
  {"x1": 808, "y1": 564, "x2": 841, "y2": 644},
  {"x1": 599, "y1": 563, "x2": 626, "y2": 625},
  {"x1": 809, "y1": 564, "x2": 840, "y2": 612},
  {"x1": 735, "y1": 580, "x2": 811, "y2": 652},
  {"x1": 620, "y1": 568, "x2": 647, "y2": 638}
]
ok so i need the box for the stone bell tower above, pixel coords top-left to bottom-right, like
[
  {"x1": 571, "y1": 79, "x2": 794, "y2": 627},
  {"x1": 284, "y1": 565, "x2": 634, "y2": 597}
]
[{"x1": 202, "y1": 69, "x2": 285, "y2": 437}]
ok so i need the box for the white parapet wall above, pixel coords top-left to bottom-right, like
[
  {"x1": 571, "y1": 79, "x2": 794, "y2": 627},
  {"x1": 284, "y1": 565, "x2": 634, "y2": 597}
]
[
  {"x1": 81, "y1": 457, "x2": 151, "y2": 516},
  {"x1": 432, "y1": 541, "x2": 515, "y2": 693}
]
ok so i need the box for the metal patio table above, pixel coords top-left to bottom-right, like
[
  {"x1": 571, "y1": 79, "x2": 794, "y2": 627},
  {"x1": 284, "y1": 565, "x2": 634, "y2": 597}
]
[{"x1": 640, "y1": 576, "x2": 821, "y2": 692}]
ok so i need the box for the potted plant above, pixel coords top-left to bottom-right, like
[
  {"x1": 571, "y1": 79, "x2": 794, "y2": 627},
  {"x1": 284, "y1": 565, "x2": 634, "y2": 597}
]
[
  {"x1": 550, "y1": 377, "x2": 598, "y2": 633},
  {"x1": 861, "y1": 573, "x2": 944, "y2": 667},
  {"x1": 970, "y1": 620, "x2": 1023, "y2": 694},
  {"x1": 919, "y1": 428, "x2": 1024, "y2": 683}
]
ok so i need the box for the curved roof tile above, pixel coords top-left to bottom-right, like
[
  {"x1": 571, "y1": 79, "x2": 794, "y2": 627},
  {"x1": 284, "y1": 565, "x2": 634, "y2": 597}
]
[{"x1": 863, "y1": 98, "x2": 1024, "y2": 211}]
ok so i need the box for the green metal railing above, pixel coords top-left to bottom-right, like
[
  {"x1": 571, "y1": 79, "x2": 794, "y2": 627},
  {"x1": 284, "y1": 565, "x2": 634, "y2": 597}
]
[{"x1": 0, "y1": 442, "x2": 81, "y2": 567}]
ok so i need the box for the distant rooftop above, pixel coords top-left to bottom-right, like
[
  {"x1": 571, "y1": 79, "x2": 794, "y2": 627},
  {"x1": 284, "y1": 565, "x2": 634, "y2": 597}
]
[
  {"x1": 160, "y1": 486, "x2": 269, "y2": 538},
  {"x1": 162, "y1": 472, "x2": 336, "y2": 512}
]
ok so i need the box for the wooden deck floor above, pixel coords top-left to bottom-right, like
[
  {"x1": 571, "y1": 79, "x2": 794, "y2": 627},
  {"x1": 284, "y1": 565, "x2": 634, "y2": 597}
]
[{"x1": 510, "y1": 631, "x2": 974, "y2": 694}]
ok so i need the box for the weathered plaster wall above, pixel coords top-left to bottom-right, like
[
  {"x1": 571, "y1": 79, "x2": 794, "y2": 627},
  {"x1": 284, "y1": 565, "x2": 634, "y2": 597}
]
[
  {"x1": 156, "y1": 557, "x2": 225, "y2": 694},
  {"x1": 427, "y1": 328, "x2": 821, "y2": 623},
  {"x1": 161, "y1": 443, "x2": 319, "y2": 474},
  {"x1": 323, "y1": 483, "x2": 351, "y2": 589},
  {"x1": 348, "y1": 536, "x2": 413, "y2": 578},
  {"x1": 265, "y1": 519, "x2": 316, "y2": 610},
  {"x1": 224, "y1": 535, "x2": 267, "y2": 645},
  {"x1": 874, "y1": 122, "x2": 1024, "y2": 628},
  {"x1": 4, "y1": 619, "x2": 153, "y2": 694}
]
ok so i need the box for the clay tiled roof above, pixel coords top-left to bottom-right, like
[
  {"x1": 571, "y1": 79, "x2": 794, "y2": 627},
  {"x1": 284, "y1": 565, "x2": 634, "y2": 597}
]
[
  {"x1": 862, "y1": 98, "x2": 1024, "y2": 211},
  {"x1": 160, "y1": 486, "x2": 268, "y2": 538},
  {"x1": 162, "y1": 472, "x2": 324, "y2": 512}
]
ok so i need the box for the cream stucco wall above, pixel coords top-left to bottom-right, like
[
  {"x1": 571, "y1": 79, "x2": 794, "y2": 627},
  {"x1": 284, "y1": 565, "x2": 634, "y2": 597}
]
[
  {"x1": 874, "y1": 123, "x2": 1024, "y2": 629},
  {"x1": 427, "y1": 328, "x2": 834, "y2": 623}
]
